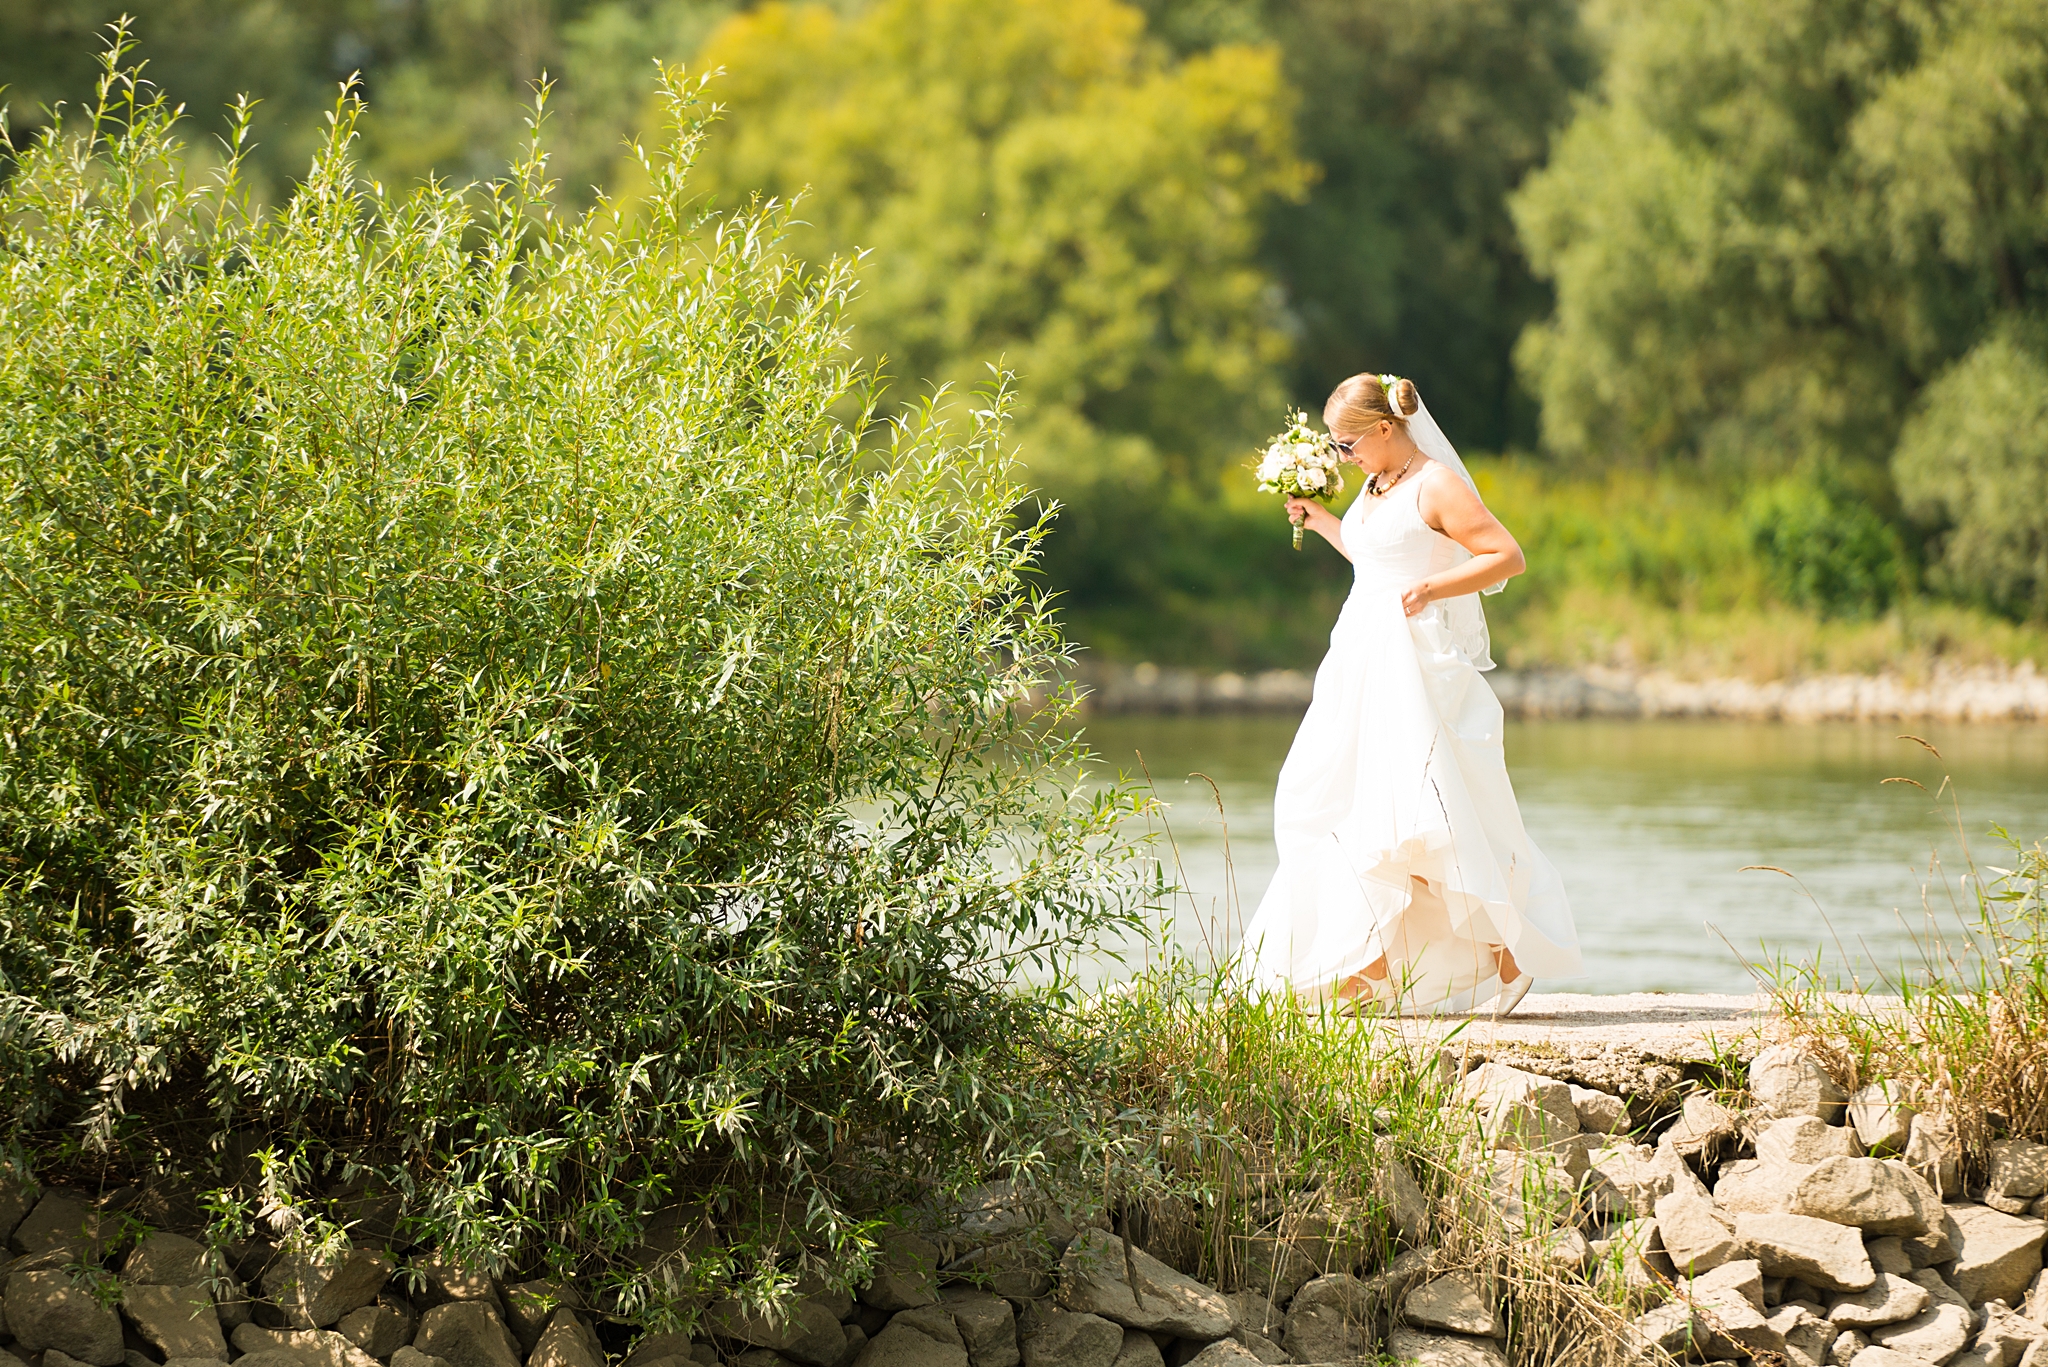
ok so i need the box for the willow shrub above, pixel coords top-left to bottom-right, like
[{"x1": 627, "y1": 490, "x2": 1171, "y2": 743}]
[{"x1": 0, "y1": 44, "x2": 1144, "y2": 1310}]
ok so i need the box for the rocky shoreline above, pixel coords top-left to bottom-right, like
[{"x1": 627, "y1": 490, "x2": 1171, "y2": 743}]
[{"x1": 1069, "y1": 662, "x2": 2048, "y2": 723}]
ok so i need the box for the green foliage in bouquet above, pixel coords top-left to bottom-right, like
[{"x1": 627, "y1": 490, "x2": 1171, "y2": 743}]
[{"x1": 0, "y1": 37, "x2": 1144, "y2": 1309}]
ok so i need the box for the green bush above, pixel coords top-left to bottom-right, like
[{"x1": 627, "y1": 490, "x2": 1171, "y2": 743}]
[
  {"x1": 1741, "y1": 472, "x2": 1907, "y2": 619},
  {"x1": 0, "y1": 43, "x2": 1141, "y2": 1305}
]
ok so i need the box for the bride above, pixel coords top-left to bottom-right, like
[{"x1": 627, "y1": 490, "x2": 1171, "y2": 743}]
[{"x1": 1233, "y1": 372, "x2": 1581, "y2": 1017}]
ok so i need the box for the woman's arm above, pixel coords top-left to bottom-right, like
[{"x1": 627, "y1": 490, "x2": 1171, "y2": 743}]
[
  {"x1": 1285, "y1": 496, "x2": 1350, "y2": 561},
  {"x1": 1400, "y1": 467, "x2": 1524, "y2": 616}
]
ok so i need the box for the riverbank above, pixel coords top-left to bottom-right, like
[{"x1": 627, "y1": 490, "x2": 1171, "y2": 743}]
[{"x1": 1068, "y1": 660, "x2": 2048, "y2": 722}]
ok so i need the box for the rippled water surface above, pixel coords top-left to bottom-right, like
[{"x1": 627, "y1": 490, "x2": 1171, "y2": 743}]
[{"x1": 1072, "y1": 713, "x2": 2048, "y2": 994}]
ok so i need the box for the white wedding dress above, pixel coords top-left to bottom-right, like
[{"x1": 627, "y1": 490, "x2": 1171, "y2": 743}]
[{"x1": 1234, "y1": 462, "x2": 1581, "y2": 1012}]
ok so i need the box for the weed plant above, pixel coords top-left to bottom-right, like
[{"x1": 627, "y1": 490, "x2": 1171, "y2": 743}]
[
  {"x1": 1759, "y1": 739, "x2": 2048, "y2": 1176},
  {"x1": 0, "y1": 37, "x2": 1150, "y2": 1312}
]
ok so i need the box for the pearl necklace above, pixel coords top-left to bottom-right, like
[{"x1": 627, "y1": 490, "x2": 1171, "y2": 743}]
[{"x1": 1364, "y1": 453, "x2": 1417, "y2": 497}]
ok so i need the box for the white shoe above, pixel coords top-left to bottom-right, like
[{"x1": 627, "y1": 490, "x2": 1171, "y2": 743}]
[{"x1": 1491, "y1": 973, "x2": 1534, "y2": 1019}]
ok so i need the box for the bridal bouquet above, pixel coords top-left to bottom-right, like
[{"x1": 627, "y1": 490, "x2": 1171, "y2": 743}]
[{"x1": 1253, "y1": 410, "x2": 1345, "y2": 549}]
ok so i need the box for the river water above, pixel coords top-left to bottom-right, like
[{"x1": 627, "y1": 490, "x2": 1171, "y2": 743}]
[{"x1": 1073, "y1": 713, "x2": 2048, "y2": 995}]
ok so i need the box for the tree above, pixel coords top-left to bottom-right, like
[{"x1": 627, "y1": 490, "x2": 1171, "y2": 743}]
[
  {"x1": 0, "y1": 41, "x2": 1138, "y2": 1296},
  {"x1": 1512, "y1": 0, "x2": 2048, "y2": 482},
  {"x1": 683, "y1": 0, "x2": 1309, "y2": 495}
]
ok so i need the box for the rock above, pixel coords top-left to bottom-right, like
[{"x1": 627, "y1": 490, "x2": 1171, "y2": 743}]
[
  {"x1": 415, "y1": 1302, "x2": 524, "y2": 1367},
  {"x1": 1827, "y1": 1274, "x2": 1932, "y2": 1329},
  {"x1": 2025, "y1": 1268, "x2": 2048, "y2": 1324},
  {"x1": 946, "y1": 1240, "x2": 1056, "y2": 1303},
  {"x1": 1734, "y1": 1214, "x2": 1878, "y2": 1292},
  {"x1": 1690, "y1": 1260, "x2": 1766, "y2": 1313},
  {"x1": 1762, "y1": 1117, "x2": 1865, "y2": 1169},
  {"x1": 1569, "y1": 1085, "x2": 1628, "y2": 1135},
  {"x1": 1656, "y1": 1190, "x2": 1742, "y2": 1274},
  {"x1": 121, "y1": 1235, "x2": 215, "y2": 1287},
  {"x1": 1223, "y1": 1328, "x2": 1285, "y2": 1365},
  {"x1": 1989, "y1": 1143, "x2": 2048, "y2": 1218},
  {"x1": 230, "y1": 1324, "x2": 382, "y2": 1367},
  {"x1": 1018, "y1": 1312, "x2": 1118, "y2": 1367},
  {"x1": 1280, "y1": 1277, "x2": 1370, "y2": 1363},
  {"x1": 1178, "y1": 1343, "x2": 1261, "y2": 1367},
  {"x1": 939, "y1": 1292, "x2": 1018, "y2": 1367},
  {"x1": 1057, "y1": 1230, "x2": 1232, "y2": 1339},
  {"x1": 1852, "y1": 1349, "x2": 1945, "y2": 1367},
  {"x1": 702, "y1": 1298, "x2": 851, "y2": 1367},
  {"x1": 620, "y1": 1333, "x2": 693, "y2": 1367},
  {"x1": 1269, "y1": 1193, "x2": 1375, "y2": 1276},
  {"x1": 1692, "y1": 1290, "x2": 1786, "y2": 1360},
  {"x1": 1233, "y1": 1238, "x2": 1317, "y2": 1309},
  {"x1": 263, "y1": 1250, "x2": 396, "y2": 1330},
  {"x1": 1402, "y1": 1275, "x2": 1497, "y2": 1336},
  {"x1": 9, "y1": 1195, "x2": 102, "y2": 1261},
  {"x1": 121, "y1": 1284, "x2": 227, "y2": 1361},
  {"x1": 1905, "y1": 1116, "x2": 1963, "y2": 1199},
  {"x1": 1590, "y1": 1217, "x2": 1673, "y2": 1303},
  {"x1": 1458, "y1": 1063, "x2": 1581, "y2": 1151},
  {"x1": 1109, "y1": 1330, "x2": 1161, "y2": 1367},
  {"x1": 1663, "y1": 1095, "x2": 1741, "y2": 1163},
  {"x1": 835, "y1": 1329, "x2": 870, "y2": 1367},
  {"x1": 1529, "y1": 1227, "x2": 1590, "y2": 1273},
  {"x1": 501, "y1": 1283, "x2": 579, "y2": 1355},
  {"x1": 528, "y1": 1310, "x2": 604, "y2": 1367},
  {"x1": 1716, "y1": 1160, "x2": 1797, "y2": 1216},
  {"x1": 1789, "y1": 1159, "x2": 1934, "y2": 1236},
  {"x1": 1849, "y1": 1085, "x2": 1916, "y2": 1157},
  {"x1": 1219, "y1": 1294, "x2": 1280, "y2": 1341},
  {"x1": 336, "y1": 1295, "x2": 415, "y2": 1360},
  {"x1": 862, "y1": 1234, "x2": 944, "y2": 1314},
  {"x1": 1384, "y1": 1327, "x2": 1508, "y2": 1367},
  {"x1": 0, "y1": 1174, "x2": 41, "y2": 1247},
  {"x1": 1587, "y1": 1142, "x2": 1705, "y2": 1218},
  {"x1": 407, "y1": 1259, "x2": 505, "y2": 1319},
  {"x1": 1869, "y1": 1272, "x2": 1972, "y2": 1363},
  {"x1": 1627, "y1": 1303, "x2": 1702, "y2": 1356},
  {"x1": 1867, "y1": 1239, "x2": 1914, "y2": 1277},
  {"x1": 1750, "y1": 1046, "x2": 1849, "y2": 1123},
  {"x1": 5, "y1": 1269, "x2": 125, "y2": 1365},
  {"x1": 393, "y1": 1349, "x2": 454, "y2": 1367},
  {"x1": 1769, "y1": 1303, "x2": 1834, "y2": 1367},
  {"x1": 1830, "y1": 1328, "x2": 1871, "y2": 1366},
  {"x1": 1378, "y1": 1154, "x2": 1431, "y2": 1247},
  {"x1": 1976, "y1": 1300, "x2": 2046, "y2": 1366},
  {"x1": 1948, "y1": 1205, "x2": 2047, "y2": 1307}
]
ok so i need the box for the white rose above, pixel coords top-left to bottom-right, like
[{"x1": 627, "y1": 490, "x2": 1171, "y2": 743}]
[{"x1": 1300, "y1": 467, "x2": 1326, "y2": 491}]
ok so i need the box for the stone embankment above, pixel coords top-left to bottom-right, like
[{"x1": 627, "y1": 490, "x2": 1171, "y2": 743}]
[
  {"x1": 1, "y1": 1015, "x2": 2042, "y2": 1367},
  {"x1": 1070, "y1": 662, "x2": 2048, "y2": 722}
]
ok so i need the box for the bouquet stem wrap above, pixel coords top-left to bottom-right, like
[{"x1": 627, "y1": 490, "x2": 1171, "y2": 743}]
[{"x1": 1253, "y1": 410, "x2": 1344, "y2": 551}]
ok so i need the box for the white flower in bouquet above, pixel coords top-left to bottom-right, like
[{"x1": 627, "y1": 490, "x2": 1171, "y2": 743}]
[{"x1": 1251, "y1": 409, "x2": 1345, "y2": 549}]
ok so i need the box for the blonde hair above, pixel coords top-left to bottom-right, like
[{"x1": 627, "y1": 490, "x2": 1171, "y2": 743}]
[{"x1": 1324, "y1": 373, "x2": 1420, "y2": 436}]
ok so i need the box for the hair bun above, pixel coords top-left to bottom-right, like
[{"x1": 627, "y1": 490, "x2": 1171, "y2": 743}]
[{"x1": 1392, "y1": 377, "x2": 1418, "y2": 417}]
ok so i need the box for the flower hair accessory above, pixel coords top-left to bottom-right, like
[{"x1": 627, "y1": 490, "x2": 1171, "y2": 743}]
[{"x1": 1379, "y1": 373, "x2": 1410, "y2": 418}]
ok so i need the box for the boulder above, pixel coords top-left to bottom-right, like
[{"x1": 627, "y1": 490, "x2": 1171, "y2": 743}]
[
  {"x1": 1750, "y1": 1046, "x2": 1849, "y2": 1123},
  {"x1": 10, "y1": 1194, "x2": 103, "y2": 1261},
  {"x1": 263, "y1": 1249, "x2": 395, "y2": 1330},
  {"x1": 1663, "y1": 1095, "x2": 1741, "y2": 1163},
  {"x1": 1655, "y1": 1190, "x2": 1741, "y2": 1274},
  {"x1": 5, "y1": 1269, "x2": 125, "y2": 1365},
  {"x1": 1689, "y1": 1290, "x2": 1785, "y2": 1361},
  {"x1": 121, "y1": 1284, "x2": 227, "y2": 1361},
  {"x1": 0, "y1": 1174, "x2": 41, "y2": 1247},
  {"x1": 1761, "y1": 1116, "x2": 1865, "y2": 1169},
  {"x1": 336, "y1": 1296, "x2": 415, "y2": 1360},
  {"x1": 1768, "y1": 1303, "x2": 1834, "y2": 1367},
  {"x1": 701, "y1": 1298, "x2": 851, "y2": 1367},
  {"x1": 1589, "y1": 1218, "x2": 1672, "y2": 1303},
  {"x1": 1458, "y1": 1063, "x2": 1580, "y2": 1151},
  {"x1": 1733, "y1": 1214, "x2": 1877, "y2": 1292},
  {"x1": 862, "y1": 1233, "x2": 943, "y2": 1314},
  {"x1": 1848, "y1": 1085, "x2": 1916, "y2": 1156},
  {"x1": 408, "y1": 1259, "x2": 505, "y2": 1318},
  {"x1": 620, "y1": 1332, "x2": 693, "y2": 1367},
  {"x1": 1976, "y1": 1300, "x2": 2047, "y2": 1366},
  {"x1": 1988, "y1": 1143, "x2": 2048, "y2": 1219},
  {"x1": 1568, "y1": 1085, "x2": 1628, "y2": 1135},
  {"x1": 1378, "y1": 1153, "x2": 1431, "y2": 1247},
  {"x1": 1280, "y1": 1277, "x2": 1371, "y2": 1363},
  {"x1": 2025, "y1": 1268, "x2": 2048, "y2": 1325},
  {"x1": 392, "y1": 1350, "x2": 453, "y2": 1367},
  {"x1": 414, "y1": 1302, "x2": 524, "y2": 1367},
  {"x1": 1626, "y1": 1304, "x2": 1703, "y2": 1357},
  {"x1": 939, "y1": 1291, "x2": 1018, "y2": 1367},
  {"x1": 1018, "y1": 1312, "x2": 1118, "y2": 1367},
  {"x1": 1715, "y1": 1159, "x2": 1798, "y2": 1217},
  {"x1": 1384, "y1": 1326, "x2": 1508, "y2": 1367},
  {"x1": 1852, "y1": 1349, "x2": 1944, "y2": 1367},
  {"x1": 1587, "y1": 1142, "x2": 1704, "y2": 1219},
  {"x1": 1219, "y1": 1294, "x2": 1280, "y2": 1341},
  {"x1": 1529, "y1": 1227, "x2": 1590, "y2": 1273},
  {"x1": 945, "y1": 1240, "x2": 1056, "y2": 1303},
  {"x1": 1789, "y1": 1159, "x2": 1934, "y2": 1236},
  {"x1": 1830, "y1": 1329, "x2": 1871, "y2": 1366},
  {"x1": 1109, "y1": 1330, "x2": 1162, "y2": 1367},
  {"x1": 1056, "y1": 1230, "x2": 1232, "y2": 1339},
  {"x1": 1826, "y1": 1274, "x2": 1931, "y2": 1329},
  {"x1": 1268, "y1": 1192, "x2": 1376, "y2": 1275},
  {"x1": 1948, "y1": 1205, "x2": 2047, "y2": 1307},
  {"x1": 1688, "y1": 1260, "x2": 1765, "y2": 1313},
  {"x1": 1905, "y1": 1115, "x2": 1962, "y2": 1198},
  {"x1": 1178, "y1": 1343, "x2": 1261, "y2": 1367},
  {"x1": 1232, "y1": 1237, "x2": 1317, "y2": 1309},
  {"x1": 1402, "y1": 1275, "x2": 1497, "y2": 1337},
  {"x1": 528, "y1": 1310, "x2": 605, "y2": 1367},
  {"x1": 1868, "y1": 1272, "x2": 1972, "y2": 1364},
  {"x1": 121, "y1": 1235, "x2": 215, "y2": 1287},
  {"x1": 502, "y1": 1282, "x2": 579, "y2": 1355},
  {"x1": 230, "y1": 1324, "x2": 382, "y2": 1367}
]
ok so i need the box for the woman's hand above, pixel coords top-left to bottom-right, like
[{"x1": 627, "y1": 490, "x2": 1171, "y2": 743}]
[
  {"x1": 1285, "y1": 496, "x2": 1336, "y2": 533},
  {"x1": 1400, "y1": 579, "x2": 1436, "y2": 617}
]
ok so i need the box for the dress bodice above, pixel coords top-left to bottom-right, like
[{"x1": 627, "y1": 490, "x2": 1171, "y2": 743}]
[{"x1": 1341, "y1": 464, "x2": 1466, "y2": 593}]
